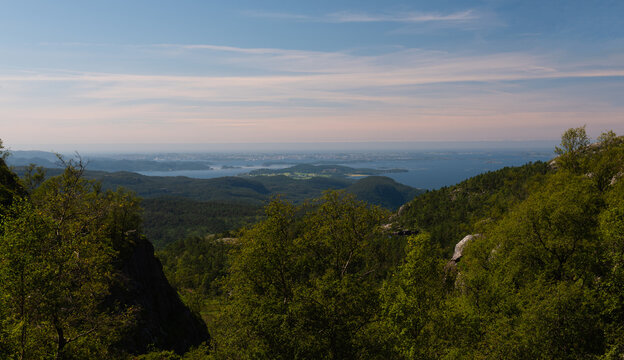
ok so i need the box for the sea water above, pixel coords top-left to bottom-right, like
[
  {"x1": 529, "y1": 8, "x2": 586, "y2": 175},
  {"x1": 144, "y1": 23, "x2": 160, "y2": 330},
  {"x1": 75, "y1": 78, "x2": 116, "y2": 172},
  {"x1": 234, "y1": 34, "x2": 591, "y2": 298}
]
[{"x1": 137, "y1": 148, "x2": 555, "y2": 190}]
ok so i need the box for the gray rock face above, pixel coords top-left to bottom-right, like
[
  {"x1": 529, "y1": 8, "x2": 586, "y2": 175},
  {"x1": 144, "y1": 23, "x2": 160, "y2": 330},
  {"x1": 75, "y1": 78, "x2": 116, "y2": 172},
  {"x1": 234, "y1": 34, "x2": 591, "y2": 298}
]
[
  {"x1": 445, "y1": 234, "x2": 481, "y2": 289},
  {"x1": 549, "y1": 159, "x2": 558, "y2": 170},
  {"x1": 451, "y1": 234, "x2": 479, "y2": 262},
  {"x1": 397, "y1": 204, "x2": 409, "y2": 216}
]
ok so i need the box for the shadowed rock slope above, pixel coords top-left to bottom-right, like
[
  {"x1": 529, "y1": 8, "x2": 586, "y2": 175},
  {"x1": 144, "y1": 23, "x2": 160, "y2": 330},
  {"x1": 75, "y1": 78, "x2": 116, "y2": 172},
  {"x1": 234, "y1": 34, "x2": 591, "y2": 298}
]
[{"x1": 111, "y1": 236, "x2": 209, "y2": 354}]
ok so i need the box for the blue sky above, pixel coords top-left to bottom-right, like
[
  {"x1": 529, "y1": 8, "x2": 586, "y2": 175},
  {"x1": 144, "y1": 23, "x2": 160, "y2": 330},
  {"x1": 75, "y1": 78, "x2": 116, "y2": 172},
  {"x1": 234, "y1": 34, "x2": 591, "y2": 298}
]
[{"x1": 1, "y1": 0, "x2": 623, "y2": 149}]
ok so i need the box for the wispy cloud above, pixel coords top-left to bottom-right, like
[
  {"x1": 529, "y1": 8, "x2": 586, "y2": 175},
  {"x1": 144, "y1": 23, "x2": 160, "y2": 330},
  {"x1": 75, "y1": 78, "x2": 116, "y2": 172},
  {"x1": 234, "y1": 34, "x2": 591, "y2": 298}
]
[
  {"x1": 242, "y1": 10, "x2": 312, "y2": 21},
  {"x1": 1, "y1": 43, "x2": 623, "y2": 144},
  {"x1": 244, "y1": 9, "x2": 480, "y2": 24},
  {"x1": 325, "y1": 10, "x2": 478, "y2": 23}
]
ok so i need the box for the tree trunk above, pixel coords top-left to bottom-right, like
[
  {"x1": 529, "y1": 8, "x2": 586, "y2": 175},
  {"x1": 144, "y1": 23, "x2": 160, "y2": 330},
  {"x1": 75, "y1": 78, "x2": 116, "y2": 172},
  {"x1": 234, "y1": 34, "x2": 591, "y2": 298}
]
[{"x1": 53, "y1": 315, "x2": 67, "y2": 360}]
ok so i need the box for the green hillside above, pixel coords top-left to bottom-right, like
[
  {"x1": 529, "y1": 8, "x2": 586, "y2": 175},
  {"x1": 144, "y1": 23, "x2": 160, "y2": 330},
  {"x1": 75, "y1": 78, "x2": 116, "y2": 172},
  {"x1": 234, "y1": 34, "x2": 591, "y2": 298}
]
[
  {"x1": 22, "y1": 168, "x2": 418, "y2": 206},
  {"x1": 141, "y1": 197, "x2": 262, "y2": 248},
  {"x1": 395, "y1": 160, "x2": 552, "y2": 251},
  {"x1": 13, "y1": 167, "x2": 420, "y2": 248},
  {"x1": 5, "y1": 128, "x2": 624, "y2": 359},
  {"x1": 158, "y1": 128, "x2": 624, "y2": 359},
  {"x1": 345, "y1": 175, "x2": 423, "y2": 210}
]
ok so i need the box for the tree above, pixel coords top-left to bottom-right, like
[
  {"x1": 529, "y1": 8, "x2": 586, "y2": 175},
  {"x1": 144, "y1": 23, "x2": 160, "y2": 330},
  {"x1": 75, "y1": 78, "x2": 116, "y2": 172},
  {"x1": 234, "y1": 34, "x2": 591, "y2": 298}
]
[
  {"x1": 598, "y1": 181, "x2": 624, "y2": 357},
  {"x1": 20, "y1": 164, "x2": 46, "y2": 193},
  {"x1": 0, "y1": 142, "x2": 24, "y2": 213},
  {"x1": 555, "y1": 125, "x2": 591, "y2": 172},
  {"x1": 215, "y1": 192, "x2": 391, "y2": 359},
  {"x1": 0, "y1": 159, "x2": 136, "y2": 359},
  {"x1": 0, "y1": 139, "x2": 8, "y2": 161},
  {"x1": 591, "y1": 130, "x2": 623, "y2": 191},
  {"x1": 454, "y1": 172, "x2": 606, "y2": 358},
  {"x1": 597, "y1": 130, "x2": 618, "y2": 146},
  {"x1": 380, "y1": 233, "x2": 447, "y2": 359},
  {"x1": 555, "y1": 125, "x2": 591, "y2": 156}
]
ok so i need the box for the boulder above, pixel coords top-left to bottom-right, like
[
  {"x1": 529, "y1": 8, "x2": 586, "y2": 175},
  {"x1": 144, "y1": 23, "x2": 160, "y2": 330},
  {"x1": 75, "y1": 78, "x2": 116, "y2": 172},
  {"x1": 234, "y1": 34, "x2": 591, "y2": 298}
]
[{"x1": 451, "y1": 234, "x2": 479, "y2": 262}]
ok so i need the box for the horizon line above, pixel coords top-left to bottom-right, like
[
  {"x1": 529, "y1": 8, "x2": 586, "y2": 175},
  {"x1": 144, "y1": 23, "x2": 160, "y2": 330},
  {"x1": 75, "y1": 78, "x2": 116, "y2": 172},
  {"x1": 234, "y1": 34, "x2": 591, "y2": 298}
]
[{"x1": 7, "y1": 139, "x2": 559, "y2": 154}]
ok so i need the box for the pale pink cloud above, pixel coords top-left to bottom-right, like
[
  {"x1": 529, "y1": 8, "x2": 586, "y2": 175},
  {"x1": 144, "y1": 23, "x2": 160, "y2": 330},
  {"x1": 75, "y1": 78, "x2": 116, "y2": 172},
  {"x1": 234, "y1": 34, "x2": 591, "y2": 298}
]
[{"x1": 1, "y1": 44, "x2": 624, "y2": 146}]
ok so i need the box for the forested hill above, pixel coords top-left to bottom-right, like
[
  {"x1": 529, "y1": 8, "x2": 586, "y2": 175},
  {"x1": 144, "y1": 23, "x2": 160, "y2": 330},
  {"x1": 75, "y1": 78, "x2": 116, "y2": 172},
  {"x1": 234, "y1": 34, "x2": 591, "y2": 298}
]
[
  {"x1": 12, "y1": 168, "x2": 421, "y2": 248},
  {"x1": 391, "y1": 129, "x2": 623, "y2": 254},
  {"x1": 14, "y1": 167, "x2": 421, "y2": 208},
  {"x1": 166, "y1": 128, "x2": 624, "y2": 359},
  {"x1": 365, "y1": 128, "x2": 624, "y2": 358},
  {"x1": 3, "y1": 128, "x2": 624, "y2": 359},
  {"x1": 393, "y1": 160, "x2": 552, "y2": 252}
]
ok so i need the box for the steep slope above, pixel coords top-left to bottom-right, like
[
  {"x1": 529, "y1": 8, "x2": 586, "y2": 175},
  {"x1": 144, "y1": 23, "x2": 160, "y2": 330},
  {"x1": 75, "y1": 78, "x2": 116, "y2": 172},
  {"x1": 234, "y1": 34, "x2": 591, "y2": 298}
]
[
  {"x1": 395, "y1": 161, "x2": 552, "y2": 251},
  {"x1": 111, "y1": 236, "x2": 209, "y2": 354},
  {"x1": 345, "y1": 176, "x2": 423, "y2": 210},
  {"x1": 373, "y1": 131, "x2": 624, "y2": 359},
  {"x1": 0, "y1": 157, "x2": 25, "y2": 211}
]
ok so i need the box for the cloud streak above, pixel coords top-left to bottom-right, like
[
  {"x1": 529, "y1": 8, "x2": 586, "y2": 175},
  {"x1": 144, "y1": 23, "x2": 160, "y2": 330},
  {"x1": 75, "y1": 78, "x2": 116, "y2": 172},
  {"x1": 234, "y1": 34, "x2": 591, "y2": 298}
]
[
  {"x1": 244, "y1": 9, "x2": 480, "y2": 24},
  {"x1": 325, "y1": 10, "x2": 478, "y2": 23},
  {"x1": 1, "y1": 43, "x2": 623, "y2": 144}
]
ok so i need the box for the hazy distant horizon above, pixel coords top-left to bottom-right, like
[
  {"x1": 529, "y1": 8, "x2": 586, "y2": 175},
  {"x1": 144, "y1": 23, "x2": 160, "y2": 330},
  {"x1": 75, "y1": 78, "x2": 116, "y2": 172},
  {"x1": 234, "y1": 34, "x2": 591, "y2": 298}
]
[{"x1": 6, "y1": 139, "x2": 559, "y2": 154}]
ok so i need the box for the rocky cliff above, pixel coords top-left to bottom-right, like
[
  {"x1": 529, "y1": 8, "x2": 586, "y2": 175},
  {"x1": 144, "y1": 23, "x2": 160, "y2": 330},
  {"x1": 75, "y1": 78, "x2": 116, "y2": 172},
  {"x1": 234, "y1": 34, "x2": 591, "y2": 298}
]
[
  {"x1": 111, "y1": 236, "x2": 210, "y2": 354},
  {"x1": 0, "y1": 158, "x2": 24, "y2": 210}
]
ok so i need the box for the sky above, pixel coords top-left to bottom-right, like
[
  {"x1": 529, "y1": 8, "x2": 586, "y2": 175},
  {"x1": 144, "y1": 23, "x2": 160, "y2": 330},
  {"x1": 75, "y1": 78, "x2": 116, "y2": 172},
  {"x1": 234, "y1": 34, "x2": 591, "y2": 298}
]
[{"x1": 1, "y1": 0, "x2": 623, "y2": 150}]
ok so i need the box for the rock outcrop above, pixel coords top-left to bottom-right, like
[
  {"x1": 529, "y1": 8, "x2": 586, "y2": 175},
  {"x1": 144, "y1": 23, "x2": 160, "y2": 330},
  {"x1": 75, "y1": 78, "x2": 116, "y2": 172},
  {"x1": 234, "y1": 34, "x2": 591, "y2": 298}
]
[
  {"x1": 0, "y1": 158, "x2": 25, "y2": 211},
  {"x1": 111, "y1": 237, "x2": 210, "y2": 354},
  {"x1": 445, "y1": 234, "x2": 480, "y2": 273},
  {"x1": 451, "y1": 234, "x2": 478, "y2": 262}
]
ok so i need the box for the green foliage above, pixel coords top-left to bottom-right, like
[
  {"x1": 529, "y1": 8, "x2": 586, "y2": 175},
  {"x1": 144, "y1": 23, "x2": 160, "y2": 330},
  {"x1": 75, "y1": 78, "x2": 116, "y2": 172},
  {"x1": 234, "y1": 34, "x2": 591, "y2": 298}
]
[
  {"x1": 143, "y1": 198, "x2": 261, "y2": 249},
  {"x1": 397, "y1": 161, "x2": 551, "y2": 251},
  {"x1": 20, "y1": 163, "x2": 46, "y2": 193},
  {"x1": 493, "y1": 173, "x2": 603, "y2": 283},
  {"x1": 158, "y1": 236, "x2": 237, "y2": 296},
  {"x1": 598, "y1": 130, "x2": 618, "y2": 146},
  {"x1": 457, "y1": 173, "x2": 606, "y2": 357},
  {"x1": 212, "y1": 192, "x2": 393, "y2": 359},
  {"x1": 381, "y1": 233, "x2": 447, "y2": 359},
  {"x1": 589, "y1": 134, "x2": 624, "y2": 192},
  {"x1": 3, "y1": 128, "x2": 624, "y2": 358},
  {"x1": 136, "y1": 349, "x2": 181, "y2": 360},
  {"x1": 0, "y1": 156, "x2": 25, "y2": 213},
  {"x1": 16, "y1": 167, "x2": 418, "y2": 248},
  {"x1": 554, "y1": 125, "x2": 591, "y2": 172},
  {"x1": 345, "y1": 176, "x2": 423, "y2": 210},
  {"x1": 555, "y1": 125, "x2": 591, "y2": 156},
  {"x1": 380, "y1": 129, "x2": 624, "y2": 359},
  {"x1": 0, "y1": 139, "x2": 8, "y2": 161},
  {"x1": 0, "y1": 160, "x2": 137, "y2": 359},
  {"x1": 599, "y1": 181, "x2": 624, "y2": 358}
]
